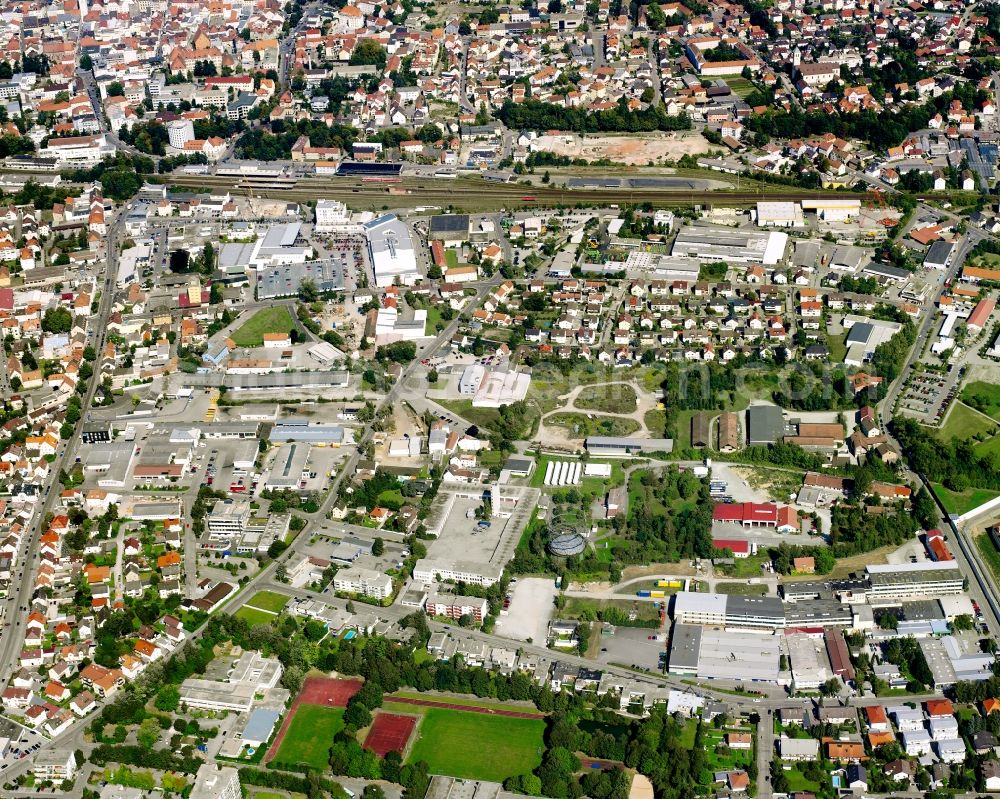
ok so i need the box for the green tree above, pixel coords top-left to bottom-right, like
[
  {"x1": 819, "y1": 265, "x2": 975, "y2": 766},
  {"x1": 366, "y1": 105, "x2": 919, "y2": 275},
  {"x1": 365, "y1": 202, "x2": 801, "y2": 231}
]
[{"x1": 137, "y1": 717, "x2": 160, "y2": 750}]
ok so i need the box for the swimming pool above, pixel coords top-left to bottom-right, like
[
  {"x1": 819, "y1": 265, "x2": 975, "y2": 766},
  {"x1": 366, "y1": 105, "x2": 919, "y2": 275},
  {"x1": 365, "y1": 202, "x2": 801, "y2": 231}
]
[{"x1": 344, "y1": 630, "x2": 356, "y2": 640}]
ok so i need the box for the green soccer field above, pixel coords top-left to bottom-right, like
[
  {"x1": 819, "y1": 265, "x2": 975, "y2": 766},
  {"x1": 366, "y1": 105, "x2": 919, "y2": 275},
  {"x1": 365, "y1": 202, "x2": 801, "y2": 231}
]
[
  {"x1": 272, "y1": 705, "x2": 344, "y2": 770},
  {"x1": 406, "y1": 708, "x2": 545, "y2": 782}
]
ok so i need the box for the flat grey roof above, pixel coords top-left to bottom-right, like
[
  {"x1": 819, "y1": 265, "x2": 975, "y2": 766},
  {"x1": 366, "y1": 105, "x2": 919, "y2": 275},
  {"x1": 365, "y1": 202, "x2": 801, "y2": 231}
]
[
  {"x1": 746, "y1": 404, "x2": 785, "y2": 444},
  {"x1": 668, "y1": 622, "x2": 702, "y2": 672}
]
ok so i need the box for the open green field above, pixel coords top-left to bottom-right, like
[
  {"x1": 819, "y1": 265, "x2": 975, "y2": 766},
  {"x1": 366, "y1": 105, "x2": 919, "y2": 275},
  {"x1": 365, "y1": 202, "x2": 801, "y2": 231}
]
[
  {"x1": 976, "y1": 434, "x2": 1000, "y2": 460},
  {"x1": 547, "y1": 412, "x2": 639, "y2": 438},
  {"x1": 387, "y1": 692, "x2": 539, "y2": 714},
  {"x1": 231, "y1": 306, "x2": 296, "y2": 348},
  {"x1": 699, "y1": 727, "x2": 754, "y2": 785},
  {"x1": 561, "y1": 596, "x2": 664, "y2": 624},
  {"x1": 406, "y1": 708, "x2": 545, "y2": 781},
  {"x1": 715, "y1": 581, "x2": 769, "y2": 596},
  {"x1": 782, "y1": 766, "x2": 822, "y2": 793},
  {"x1": 245, "y1": 590, "x2": 290, "y2": 613},
  {"x1": 970, "y1": 251, "x2": 1000, "y2": 268},
  {"x1": 445, "y1": 249, "x2": 459, "y2": 268},
  {"x1": 932, "y1": 483, "x2": 1000, "y2": 517},
  {"x1": 962, "y1": 381, "x2": 1000, "y2": 422},
  {"x1": 252, "y1": 793, "x2": 307, "y2": 799},
  {"x1": 938, "y1": 402, "x2": 997, "y2": 442},
  {"x1": 271, "y1": 705, "x2": 344, "y2": 770},
  {"x1": 575, "y1": 383, "x2": 638, "y2": 414},
  {"x1": 435, "y1": 398, "x2": 506, "y2": 431},
  {"x1": 976, "y1": 533, "x2": 1000, "y2": 585},
  {"x1": 233, "y1": 606, "x2": 275, "y2": 626}
]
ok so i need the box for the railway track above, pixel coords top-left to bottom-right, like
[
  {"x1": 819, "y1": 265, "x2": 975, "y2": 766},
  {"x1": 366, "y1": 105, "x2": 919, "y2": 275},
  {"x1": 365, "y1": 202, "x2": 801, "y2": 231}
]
[{"x1": 161, "y1": 172, "x2": 866, "y2": 211}]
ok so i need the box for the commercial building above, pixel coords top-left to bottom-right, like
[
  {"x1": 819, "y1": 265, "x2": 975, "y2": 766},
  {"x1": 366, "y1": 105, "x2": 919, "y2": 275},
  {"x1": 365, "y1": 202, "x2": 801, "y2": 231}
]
[
  {"x1": 219, "y1": 222, "x2": 311, "y2": 272},
  {"x1": 314, "y1": 199, "x2": 360, "y2": 233},
  {"x1": 755, "y1": 201, "x2": 803, "y2": 228},
  {"x1": 414, "y1": 558, "x2": 504, "y2": 587},
  {"x1": 207, "y1": 498, "x2": 251, "y2": 540},
  {"x1": 429, "y1": 213, "x2": 471, "y2": 242},
  {"x1": 168, "y1": 119, "x2": 195, "y2": 149},
  {"x1": 270, "y1": 420, "x2": 348, "y2": 444},
  {"x1": 924, "y1": 240, "x2": 954, "y2": 270},
  {"x1": 191, "y1": 764, "x2": 241, "y2": 799},
  {"x1": 333, "y1": 566, "x2": 394, "y2": 599},
  {"x1": 257, "y1": 260, "x2": 345, "y2": 299},
  {"x1": 365, "y1": 214, "x2": 419, "y2": 287},
  {"x1": 712, "y1": 502, "x2": 778, "y2": 527}
]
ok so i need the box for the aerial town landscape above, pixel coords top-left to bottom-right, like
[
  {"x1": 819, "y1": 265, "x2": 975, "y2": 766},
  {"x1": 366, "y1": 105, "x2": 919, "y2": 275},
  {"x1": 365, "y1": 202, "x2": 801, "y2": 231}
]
[{"x1": 6, "y1": 0, "x2": 1000, "y2": 798}]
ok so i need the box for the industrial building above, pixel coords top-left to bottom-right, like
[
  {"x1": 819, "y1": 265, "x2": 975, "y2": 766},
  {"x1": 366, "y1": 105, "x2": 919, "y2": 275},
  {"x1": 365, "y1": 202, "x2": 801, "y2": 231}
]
[
  {"x1": 842, "y1": 315, "x2": 903, "y2": 366},
  {"x1": 667, "y1": 623, "x2": 781, "y2": 682},
  {"x1": 671, "y1": 225, "x2": 788, "y2": 265},
  {"x1": 584, "y1": 437, "x2": 674, "y2": 457},
  {"x1": 865, "y1": 562, "x2": 964, "y2": 602},
  {"x1": 746, "y1": 404, "x2": 788, "y2": 445}
]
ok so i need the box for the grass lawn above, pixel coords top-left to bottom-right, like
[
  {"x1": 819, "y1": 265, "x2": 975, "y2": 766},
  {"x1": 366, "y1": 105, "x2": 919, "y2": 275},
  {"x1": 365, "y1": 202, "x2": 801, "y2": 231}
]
[
  {"x1": 939, "y1": 402, "x2": 997, "y2": 442},
  {"x1": 233, "y1": 606, "x2": 275, "y2": 626},
  {"x1": 575, "y1": 383, "x2": 638, "y2": 414},
  {"x1": 975, "y1": 434, "x2": 1000, "y2": 460},
  {"x1": 245, "y1": 590, "x2": 290, "y2": 613},
  {"x1": 406, "y1": 708, "x2": 545, "y2": 781},
  {"x1": 529, "y1": 454, "x2": 624, "y2": 489},
  {"x1": 435, "y1": 399, "x2": 502, "y2": 431},
  {"x1": 388, "y1": 691, "x2": 539, "y2": 713},
  {"x1": 932, "y1": 483, "x2": 1000, "y2": 517},
  {"x1": 272, "y1": 705, "x2": 344, "y2": 770},
  {"x1": 699, "y1": 728, "x2": 754, "y2": 783},
  {"x1": 673, "y1": 409, "x2": 701, "y2": 451},
  {"x1": 962, "y1": 381, "x2": 1000, "y2": 422},
  {"x1": 444, "y1": 249, "x2": 459, "y2": 269},
  {"x1": 715, "y1": 581, "x2": 768, "y2": 596},
  {"x1": 715, "y1": 553, "x2": 772, "y2": 579},
  {"x1": 970, "y1": 251, "x2": 1000, "y2": 268},
  {"x1": 976, "y1": 533, "x2": 1000, "y2": 584},
  {"x1": 547, "y1": 412, "x2": 640, "y2": 438},
  {"x1": 562, "y1": 596, "x2": 664, "y2": 624},
  {"x1": 783, "y1": 766, "x2": 822, "y2": 793},
  {"x1": 826, "y1": 333, "x2": 848, "y2": 364},
  {"x1": 720, "y1": 75, "x2": 757, "y2": 98},
  {"x1": 678, "y1": 718, "x2": 698, "y2": 749},
  {"x1": 231, "y1": 306, "x2": 296, "y2": 348},
  {"x1": 644, "y1": 409, "x2": 667, "y2": 436}
]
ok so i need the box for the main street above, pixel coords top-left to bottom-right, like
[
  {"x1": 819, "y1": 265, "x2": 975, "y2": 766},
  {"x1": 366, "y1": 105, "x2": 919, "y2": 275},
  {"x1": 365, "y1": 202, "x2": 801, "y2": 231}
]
[{"x1": 0, "y1": 205, "x2": 125, "y2": 686}]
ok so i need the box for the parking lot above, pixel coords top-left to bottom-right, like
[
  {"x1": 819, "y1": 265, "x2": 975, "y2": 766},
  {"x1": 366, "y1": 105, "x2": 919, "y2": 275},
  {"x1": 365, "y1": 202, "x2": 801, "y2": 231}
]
[
  {"x1": 899, "y1": 368, "x2": 963, "y2": 423},
  {"x1": 495, "y1": 577, "x2": 557, "y2": 643},
  {"x1": 593, "y1": 626, "x2": 668, "y2": 672}
]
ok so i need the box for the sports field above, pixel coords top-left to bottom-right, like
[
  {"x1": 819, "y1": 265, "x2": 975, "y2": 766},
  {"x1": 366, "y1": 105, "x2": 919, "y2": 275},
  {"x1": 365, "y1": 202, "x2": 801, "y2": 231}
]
[
  {"x1": 364, "y1": 712, "x2": 417, "y2": 757},
  {"x1": 231, "y1": 306, "x2": 296, "y2": 347},
  {"x1": 271, "y1": 705, "x2": 344, "y2": 770},
  {"x1": 406, "y1": 708, "x2": 545, "y2": 781}
]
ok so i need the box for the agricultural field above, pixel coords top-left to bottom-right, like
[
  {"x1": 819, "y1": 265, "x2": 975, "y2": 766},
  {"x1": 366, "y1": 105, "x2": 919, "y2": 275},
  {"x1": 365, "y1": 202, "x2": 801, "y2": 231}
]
[
  {"x1": 271, "y1": 705, "x2": 344, "y2": 770},
  {"x1": 405, "y1": 708, "x2": 545, "y2": 782},
  {"x1": 231, "y1": 306, "x2": 296, "y2": 348}
]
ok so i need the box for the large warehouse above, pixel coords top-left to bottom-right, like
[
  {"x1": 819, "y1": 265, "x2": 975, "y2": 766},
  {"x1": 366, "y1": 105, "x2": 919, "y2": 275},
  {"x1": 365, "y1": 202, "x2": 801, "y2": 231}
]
[
  {"x1": 364, "y1": 214, "x2": 419, "y2": 287},
  {"x1": 668, "y1": 623, "x2": 781, "y2": 682},
  {"x1": 671, "y1": 225, "x2": 788, "y2": 265}
]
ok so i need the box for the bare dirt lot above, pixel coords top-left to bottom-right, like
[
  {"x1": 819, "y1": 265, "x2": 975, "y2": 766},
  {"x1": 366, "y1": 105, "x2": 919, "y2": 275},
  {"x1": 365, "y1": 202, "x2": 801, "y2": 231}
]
[{"x1": 532, "y1": 132, "x2": 714, "y2": 165}]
